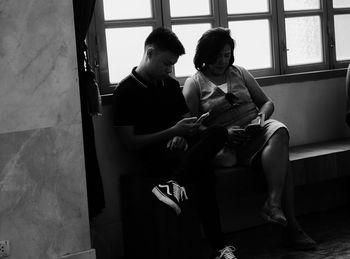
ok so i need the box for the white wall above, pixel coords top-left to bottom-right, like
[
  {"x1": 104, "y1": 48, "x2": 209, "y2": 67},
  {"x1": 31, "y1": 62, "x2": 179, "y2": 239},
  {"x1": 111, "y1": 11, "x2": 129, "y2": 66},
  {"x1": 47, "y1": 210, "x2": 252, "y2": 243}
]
[{"x1": 265, "y1": 76, "x2": 350, "y2": 146}]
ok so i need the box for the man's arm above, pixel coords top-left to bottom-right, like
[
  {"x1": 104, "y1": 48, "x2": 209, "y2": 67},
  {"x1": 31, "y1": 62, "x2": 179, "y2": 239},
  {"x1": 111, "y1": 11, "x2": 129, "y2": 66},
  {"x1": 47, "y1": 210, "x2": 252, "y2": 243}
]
[{"x1": 116, "y1": 117, "x2": 200, "y2": 151}]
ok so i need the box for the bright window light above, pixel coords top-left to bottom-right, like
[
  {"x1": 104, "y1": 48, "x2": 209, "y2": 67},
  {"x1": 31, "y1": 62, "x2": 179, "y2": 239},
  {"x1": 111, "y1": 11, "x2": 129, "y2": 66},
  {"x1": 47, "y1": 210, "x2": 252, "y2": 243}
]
[
  {"x1": 334, "y1": 14, "x2": 350, "y2": 61},
  {"x1": 102, "y1": 0, "x2": 152, "y2": 20},
  {"x1": 284, "y1": 0, "x2": 320, "y2": 11},
  {"x1": 333, "y1": 0, "x2": 350, "y2": 8},
  {"x1": 229, "y1": 19, "x2": 272, "y2": 70},
  {"x1": 227, "y1": 0, "x2": 269, "y2": 14},
  {"x1": 105, "y1": 27, "x2": 152, "y2": 83},
  {"x1": 172, "y1": 23, "x2": 212, "y2": 77},
  {"x1": 169, "y1": 0, "x2": 211, "y2": 17},
  {"x1": 285, "y1": 16, "x2": 323, "y2": 66}
]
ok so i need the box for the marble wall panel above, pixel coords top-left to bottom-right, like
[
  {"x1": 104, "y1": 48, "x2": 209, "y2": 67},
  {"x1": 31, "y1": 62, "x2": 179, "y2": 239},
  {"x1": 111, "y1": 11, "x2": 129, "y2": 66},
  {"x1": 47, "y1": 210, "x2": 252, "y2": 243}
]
[
  {"x1": 0, "y1": 0, "x2": 81, "y2": 134},
  {"x1": 0, "y1": 124, "x2": 90, "y2": 258}
]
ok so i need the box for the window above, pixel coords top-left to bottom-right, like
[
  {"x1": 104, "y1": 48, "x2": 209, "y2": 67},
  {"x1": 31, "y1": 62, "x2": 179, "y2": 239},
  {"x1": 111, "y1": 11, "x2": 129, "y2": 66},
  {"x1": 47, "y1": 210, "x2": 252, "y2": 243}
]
[
  {"x1": 332, "y1": 0, "x2": 350, "y2": 62},
  {"x1": 226, "y1": 0, "x2": 275, "y2": 76},
  {"x1": 89, "y1": 0, "x2": 350, "y2": 94}
]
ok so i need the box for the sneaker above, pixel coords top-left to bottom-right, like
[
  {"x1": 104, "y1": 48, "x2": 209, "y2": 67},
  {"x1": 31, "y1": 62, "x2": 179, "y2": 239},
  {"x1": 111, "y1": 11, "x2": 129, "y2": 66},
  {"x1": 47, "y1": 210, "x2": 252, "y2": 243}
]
[
  {"x1": 260, "y1": 203, "x2": 288, "y2": 226},
  {"x1": 152, "y1": 180, "x2": 188, "y2": 215},
  {"x1": 284, "y1": 228, "x2": 317, "y2": 250},
  {"x1": 214, "y1": 245, "x2": 237, "y2": 259}
]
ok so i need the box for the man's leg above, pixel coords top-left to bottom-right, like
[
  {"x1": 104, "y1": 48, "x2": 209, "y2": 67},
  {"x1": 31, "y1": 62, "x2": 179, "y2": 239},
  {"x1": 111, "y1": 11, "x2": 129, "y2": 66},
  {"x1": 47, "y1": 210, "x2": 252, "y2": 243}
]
[
  {"x1": 152, "y1": 125, "x2": 228, "y2": 214},
  {"x1": 194, "y1": 170, "x2": 225, "y2": 252}
]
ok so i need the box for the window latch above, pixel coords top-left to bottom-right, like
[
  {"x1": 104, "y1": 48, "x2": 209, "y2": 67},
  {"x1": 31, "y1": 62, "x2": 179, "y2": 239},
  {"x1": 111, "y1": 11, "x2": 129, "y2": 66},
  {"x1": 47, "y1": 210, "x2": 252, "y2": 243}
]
[{"x1": 282, "y1": 42, "x2": 289, "y2": 52}]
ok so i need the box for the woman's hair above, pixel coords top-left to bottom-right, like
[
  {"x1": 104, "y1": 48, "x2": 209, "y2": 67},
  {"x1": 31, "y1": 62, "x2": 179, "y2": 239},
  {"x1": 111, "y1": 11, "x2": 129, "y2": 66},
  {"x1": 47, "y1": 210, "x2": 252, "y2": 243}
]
[
  {"x1": 194, "y1": 27, "x2": 235, "y2": 71},
  {"x1": 145, "y1": 27, "x2": 185, "y2": 56}
]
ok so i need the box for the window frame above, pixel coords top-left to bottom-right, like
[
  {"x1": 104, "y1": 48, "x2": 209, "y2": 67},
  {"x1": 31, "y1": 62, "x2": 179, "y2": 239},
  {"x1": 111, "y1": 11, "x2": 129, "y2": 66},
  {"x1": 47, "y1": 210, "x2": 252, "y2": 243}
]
[
  {"x1": 89, "y1": 0, "x2": 163, "y2": 94},
  {"x1": 328, "y1": 0, "x2": 350, "y2": 68},
  {"x1": 219, "y1": 0, "x2": 281, "y2": 77},
  {"x1": 161, "y1": 0, "x2": 220, "y2": 85},
  {"x1": 88, "y1": 0, "x2": 350, "y2": 95},
  {"x1": 277, "y1": 0, "x2": 330, "y2": 74}
]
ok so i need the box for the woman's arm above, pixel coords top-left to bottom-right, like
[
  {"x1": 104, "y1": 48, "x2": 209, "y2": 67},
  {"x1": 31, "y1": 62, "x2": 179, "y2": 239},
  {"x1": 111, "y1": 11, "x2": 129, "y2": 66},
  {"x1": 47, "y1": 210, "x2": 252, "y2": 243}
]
[
  {"x1": 183, "y1": 77, "x2": 201, "y2": 117},
  {"x1": 239, "y1": 66, "x2": 274, "y2": 119}
]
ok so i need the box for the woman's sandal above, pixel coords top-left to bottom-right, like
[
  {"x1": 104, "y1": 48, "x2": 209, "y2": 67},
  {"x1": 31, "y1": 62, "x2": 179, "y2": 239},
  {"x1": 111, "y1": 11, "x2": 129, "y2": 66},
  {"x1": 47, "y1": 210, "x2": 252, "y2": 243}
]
[{"x1": 260, "y1": 203, "x2": 288, "y2": 226}]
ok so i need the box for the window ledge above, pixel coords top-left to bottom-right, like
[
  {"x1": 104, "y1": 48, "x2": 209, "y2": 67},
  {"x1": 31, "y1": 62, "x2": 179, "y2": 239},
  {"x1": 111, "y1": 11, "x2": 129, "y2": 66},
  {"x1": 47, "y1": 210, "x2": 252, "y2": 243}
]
[
  {"x1": 257, "y1": 68, "x2": 347, "y2": 87},
  {"x1": 102, "y1": 93, "x2": 113, "y2": 106}
]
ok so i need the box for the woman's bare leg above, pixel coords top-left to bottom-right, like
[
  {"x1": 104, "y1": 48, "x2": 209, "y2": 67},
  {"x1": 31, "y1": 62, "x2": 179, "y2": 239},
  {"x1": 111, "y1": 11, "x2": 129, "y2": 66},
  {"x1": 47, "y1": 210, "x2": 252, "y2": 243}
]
[
  {"x1": 282, "y1": 163, "x2": 300, "y2": 229},
  {"x1": 260, "y1": 128, "x2": 289, "y2": 208},
  {"x1": 260, "y1": 129, "x2": 316, "y2": 249}
]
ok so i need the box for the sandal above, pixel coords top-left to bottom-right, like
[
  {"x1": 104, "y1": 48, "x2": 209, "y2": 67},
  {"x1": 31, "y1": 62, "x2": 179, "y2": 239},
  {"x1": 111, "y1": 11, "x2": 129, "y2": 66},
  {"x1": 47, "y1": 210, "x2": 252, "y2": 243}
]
[{"x1": 260, "y1": 203, "x2": 288, "y2": 226}]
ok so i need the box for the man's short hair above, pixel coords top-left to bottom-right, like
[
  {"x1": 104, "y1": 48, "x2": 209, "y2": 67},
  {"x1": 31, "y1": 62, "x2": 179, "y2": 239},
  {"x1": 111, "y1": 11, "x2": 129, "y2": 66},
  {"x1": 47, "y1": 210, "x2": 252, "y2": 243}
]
[{"x1": 145, "y1": 27, "x2": 185, "y2": 56}]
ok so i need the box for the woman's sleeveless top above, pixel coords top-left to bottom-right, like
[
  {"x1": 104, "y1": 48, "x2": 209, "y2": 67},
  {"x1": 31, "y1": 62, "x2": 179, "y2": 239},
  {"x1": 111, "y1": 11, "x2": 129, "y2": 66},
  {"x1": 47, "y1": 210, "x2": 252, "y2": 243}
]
[{"x1": 190, "y1": 66, "x2": 258, "y2": 128}]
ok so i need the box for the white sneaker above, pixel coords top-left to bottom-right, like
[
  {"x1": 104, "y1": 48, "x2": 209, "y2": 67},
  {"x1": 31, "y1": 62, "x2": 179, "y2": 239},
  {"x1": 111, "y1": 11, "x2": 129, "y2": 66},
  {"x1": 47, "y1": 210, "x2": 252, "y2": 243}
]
[{"x1": 214, "y1": 245, "x2": 237, "y2": 259}]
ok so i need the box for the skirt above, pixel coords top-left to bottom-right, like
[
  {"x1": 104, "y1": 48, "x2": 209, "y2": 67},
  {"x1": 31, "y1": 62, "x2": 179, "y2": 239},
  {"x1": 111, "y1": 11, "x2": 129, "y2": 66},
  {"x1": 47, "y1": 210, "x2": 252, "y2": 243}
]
[{"x1": 236, "y1": 119, "x2": 289, "y2": 166}]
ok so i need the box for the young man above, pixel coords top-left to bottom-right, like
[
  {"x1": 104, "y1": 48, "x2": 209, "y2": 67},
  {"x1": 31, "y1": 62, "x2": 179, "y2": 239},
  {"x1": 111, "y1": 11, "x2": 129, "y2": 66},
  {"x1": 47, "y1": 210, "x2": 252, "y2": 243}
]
[{"x1": 113, "y1": 27, "x2": 237, "y2": 259}]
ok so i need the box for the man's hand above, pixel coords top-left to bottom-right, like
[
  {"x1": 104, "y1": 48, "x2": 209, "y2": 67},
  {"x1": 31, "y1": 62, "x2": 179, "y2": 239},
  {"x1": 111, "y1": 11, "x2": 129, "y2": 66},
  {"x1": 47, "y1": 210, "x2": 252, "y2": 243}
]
[
  {"x1": 227, "y1": 126, "x2": 250, "y2": 145},
  {"x1": 166, "y1": 136, "x2": 188, "y2": 151},
  {"x1": 173, "y1": 117, "x2": 200, "y2": 137}
]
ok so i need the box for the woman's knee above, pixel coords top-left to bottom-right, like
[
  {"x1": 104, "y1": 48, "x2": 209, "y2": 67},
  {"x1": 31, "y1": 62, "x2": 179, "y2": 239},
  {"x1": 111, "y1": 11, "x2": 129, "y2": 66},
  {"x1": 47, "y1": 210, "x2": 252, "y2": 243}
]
[{"x1": 271, "y1": 128, "x2": 290, "y2": 147}]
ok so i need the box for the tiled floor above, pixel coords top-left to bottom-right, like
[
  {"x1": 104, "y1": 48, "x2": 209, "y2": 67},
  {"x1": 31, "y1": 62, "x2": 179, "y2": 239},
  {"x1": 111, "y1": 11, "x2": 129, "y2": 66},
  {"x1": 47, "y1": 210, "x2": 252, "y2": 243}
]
[{"x1": 226, "y1": 206, "x2": 350, "y2": 259}]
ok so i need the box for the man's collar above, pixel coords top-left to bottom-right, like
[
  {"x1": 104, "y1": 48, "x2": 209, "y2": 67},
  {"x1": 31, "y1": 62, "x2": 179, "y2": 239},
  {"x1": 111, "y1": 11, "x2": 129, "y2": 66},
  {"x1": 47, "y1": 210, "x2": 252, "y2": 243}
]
[
  {"x1": 131, "y1": 67, "x2": 149, "y2": 88},
  {"x1": 131, "y1": 67, "x2": 164, "y2": 88}
]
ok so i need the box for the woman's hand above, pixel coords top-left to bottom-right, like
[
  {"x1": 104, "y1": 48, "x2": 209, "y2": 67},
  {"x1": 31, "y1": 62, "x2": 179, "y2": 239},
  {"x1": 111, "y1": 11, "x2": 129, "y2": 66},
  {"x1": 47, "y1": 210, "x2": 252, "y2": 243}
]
[
  {"x1": 244, "y1": 113, "x2": 265, "y2": 135},
  {"x1": 166, "y1": 136, "x2": 188, "y2": 151}
]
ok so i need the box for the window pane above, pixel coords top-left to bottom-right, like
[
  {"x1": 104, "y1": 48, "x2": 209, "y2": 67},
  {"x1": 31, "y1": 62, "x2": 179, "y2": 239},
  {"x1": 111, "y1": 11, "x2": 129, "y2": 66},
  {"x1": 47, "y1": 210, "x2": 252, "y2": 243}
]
[
  {"x1": 227, "y1": 0, "x2": 269, "y2": 14},
  {"x1": 284, "y1": 0, "x2": 320, "y2": 11},
  {"x1": 334, "y1": 14, "x2": 350, "y2": 61},
  {"x1": 105, "y1": 27, "x2": 152, "y2": 83},
  {"x1": 333, "y1": 0, "x2": 350, "y2": 8},
  {"x1": 169, "y1": 0, "x2": 211, "y2": 17},
  {"x1": 102, "y1": 0, "x2": 152, "y2": 20},
  {"x1": 285, "y1": 16, "x2": 323, "y2": 66},
  {"x1": 228, "y1": 20, "x2": 272, "y2": 70},
  {"x1": 172, "y1": 23, "x2": 212, "y2": 77}
]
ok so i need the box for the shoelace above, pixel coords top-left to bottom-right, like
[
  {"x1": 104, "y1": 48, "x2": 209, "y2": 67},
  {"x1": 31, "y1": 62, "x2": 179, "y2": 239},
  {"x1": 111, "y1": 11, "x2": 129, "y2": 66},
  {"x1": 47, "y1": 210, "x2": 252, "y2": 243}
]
[
  {"x1": 170, "y1": 181, "x2": 188, "y2": 202},
  {"x1": 218, "y1": 245, "x2": 237, "y2": 259}
]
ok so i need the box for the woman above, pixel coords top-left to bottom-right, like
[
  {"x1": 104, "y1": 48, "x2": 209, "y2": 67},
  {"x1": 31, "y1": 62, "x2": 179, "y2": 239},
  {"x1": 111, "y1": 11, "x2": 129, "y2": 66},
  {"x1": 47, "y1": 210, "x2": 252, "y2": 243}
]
[{"x1": 183, "y1": 27, "x2": 316, "y2": 250}]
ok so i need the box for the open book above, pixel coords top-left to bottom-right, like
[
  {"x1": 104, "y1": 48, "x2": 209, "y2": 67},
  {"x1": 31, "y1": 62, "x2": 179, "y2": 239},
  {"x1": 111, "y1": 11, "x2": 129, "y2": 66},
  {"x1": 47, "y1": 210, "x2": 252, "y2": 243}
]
[
  {"x1": 230, "y1": 113, "x2": 265, "y2": 134},
  {"x1": 244, "y1": 113, "x2": 265, "y2": 134}
]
